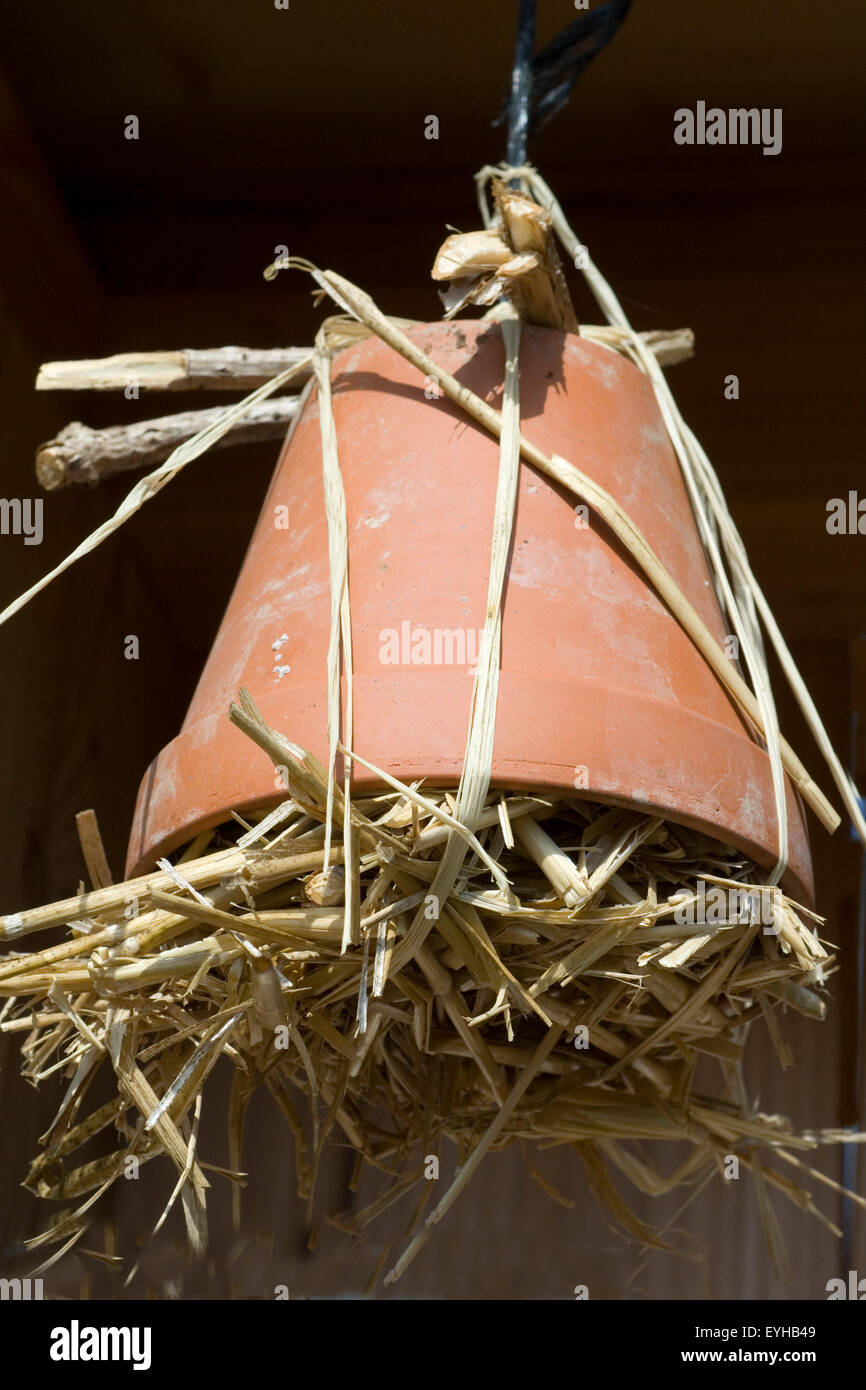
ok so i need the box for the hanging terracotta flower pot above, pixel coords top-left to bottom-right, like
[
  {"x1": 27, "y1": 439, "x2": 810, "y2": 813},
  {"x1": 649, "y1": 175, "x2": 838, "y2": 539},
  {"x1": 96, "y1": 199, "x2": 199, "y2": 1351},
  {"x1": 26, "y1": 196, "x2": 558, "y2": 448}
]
[{"x1": 126, "y1": 319, "x2": 812, "y2": 901}]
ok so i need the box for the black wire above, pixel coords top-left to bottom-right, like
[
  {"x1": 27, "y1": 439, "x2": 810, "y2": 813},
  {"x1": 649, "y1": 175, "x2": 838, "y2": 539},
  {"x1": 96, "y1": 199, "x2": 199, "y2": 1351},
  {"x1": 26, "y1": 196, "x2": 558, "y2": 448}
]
[
  {"x1": 530, "y1": 0, "x2": 633, "y2": 134},
  {"x1": 506, "y1": 0, "x2": 537, "y2": 172},
  {"x1": 499, "y1": 0, "x2": 633, "y2": 156}
]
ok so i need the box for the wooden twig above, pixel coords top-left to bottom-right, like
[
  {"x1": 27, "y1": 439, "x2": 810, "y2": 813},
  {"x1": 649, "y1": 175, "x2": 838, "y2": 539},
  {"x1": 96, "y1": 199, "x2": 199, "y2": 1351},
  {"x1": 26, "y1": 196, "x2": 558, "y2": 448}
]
[
  {"x1": 75, "y1": 810, "x2": 113, "y2": 889},
  {"x1": 36, "y1": 346, "x2": 312, "y2": 393},
  {"x1": 0, "y1": 843, "x2": 344, "y2": 946},
  {"x1": 36, "y1": 327, "x2": 693, "y2": 401},
  {"x1": 36, "y1": 397, "x2": 300, "y2": 490}
]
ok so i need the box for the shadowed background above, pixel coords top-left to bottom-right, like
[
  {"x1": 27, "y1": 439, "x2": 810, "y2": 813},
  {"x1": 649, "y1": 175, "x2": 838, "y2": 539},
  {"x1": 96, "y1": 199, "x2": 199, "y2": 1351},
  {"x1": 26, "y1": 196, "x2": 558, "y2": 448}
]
[{"x1": 0, "y1": 0, "x2": 864, "y2": 1299}]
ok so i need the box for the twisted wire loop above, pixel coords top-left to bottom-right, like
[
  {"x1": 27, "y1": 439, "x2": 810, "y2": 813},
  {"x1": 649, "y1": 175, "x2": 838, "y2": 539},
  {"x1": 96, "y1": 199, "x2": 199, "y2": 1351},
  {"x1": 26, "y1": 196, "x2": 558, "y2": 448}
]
[{"x1": 499, "y1": 0, "x2": 634, "y2": 160}]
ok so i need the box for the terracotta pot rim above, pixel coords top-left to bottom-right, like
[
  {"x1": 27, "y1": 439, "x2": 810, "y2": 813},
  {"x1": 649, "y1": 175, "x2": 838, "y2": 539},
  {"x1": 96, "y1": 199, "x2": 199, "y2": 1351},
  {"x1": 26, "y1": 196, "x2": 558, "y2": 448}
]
[{"x1": 127, "y1": 669, "x2": 813, "y2": 904}]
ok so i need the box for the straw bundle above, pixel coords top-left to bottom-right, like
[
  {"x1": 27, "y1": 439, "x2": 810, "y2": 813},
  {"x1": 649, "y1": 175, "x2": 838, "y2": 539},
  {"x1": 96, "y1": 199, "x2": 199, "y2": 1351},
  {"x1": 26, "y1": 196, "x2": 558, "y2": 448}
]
[{"x1": 0, "y1": 691, "x2": 849, "y2": 1283}]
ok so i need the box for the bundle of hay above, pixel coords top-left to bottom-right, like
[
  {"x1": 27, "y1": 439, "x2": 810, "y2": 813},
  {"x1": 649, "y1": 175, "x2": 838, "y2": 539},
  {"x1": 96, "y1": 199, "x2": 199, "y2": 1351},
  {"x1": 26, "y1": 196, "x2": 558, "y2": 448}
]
[{"x1": 0, "y1": 691, "x2": 843, "y2": 1283}]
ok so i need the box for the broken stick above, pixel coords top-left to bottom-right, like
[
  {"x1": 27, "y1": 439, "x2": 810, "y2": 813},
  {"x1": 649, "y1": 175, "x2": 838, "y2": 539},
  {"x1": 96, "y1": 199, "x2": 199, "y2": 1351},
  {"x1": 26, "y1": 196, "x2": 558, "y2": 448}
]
[
  {"x1": 37, "y1": 326, "x2": 693, "y2": 400},
  {"x1": 36, "y1": 346, "x2": 312, "y2": 393},
  {"x1": 36, "y1": 397, "x2": 300, "y2": 490}
]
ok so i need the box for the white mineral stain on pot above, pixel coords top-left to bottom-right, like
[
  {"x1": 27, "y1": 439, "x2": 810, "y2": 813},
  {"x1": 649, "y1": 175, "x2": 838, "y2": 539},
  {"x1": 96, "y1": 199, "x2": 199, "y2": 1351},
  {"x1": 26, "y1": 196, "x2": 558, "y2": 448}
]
[
  {"x1": 211, "y1": 606, "x2": 295, "y2": 694},
  {"x1": 564, "y1": 340, "x2": 620, "y2": 389},
  {"x1": 507, "y1": 540, "x2": 664, "y2": 622},
  {"x1": 641, "y1": 420, "x2": 668, "y2": 448},
  {"x1": 285, "y1": 523, "x2": 311, "y2": 549},
  {"x1": 737, "y1": 779, "x2": 767, "y2": 838},
  {"x1": 186, "y1": 712, "x2": 219, "y2": 751},
  {"x1": 152, "y1": 760, "x2": 177, "y2": 810},
  {"x1": 271, "y1": 633, "x2": 292, "y2": 680},
  {"x1": 506, "y1": 542, "x2": 572, "y2": 594},
  {"x1": 260, "y1": 570, "x2": 329, "y2": 609},
  {"x1": 267, "y1": 563, "x2": 310, "y2": 584},
  {"x1": 604, "y1": 628, "x2": 677, "y2": 698},
  {"x1": 289, "y1": 579, "x2": 329, "y2": 606},
  {"x1": 356, "y1": 484, "x2": 411, "y2": 520}
]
